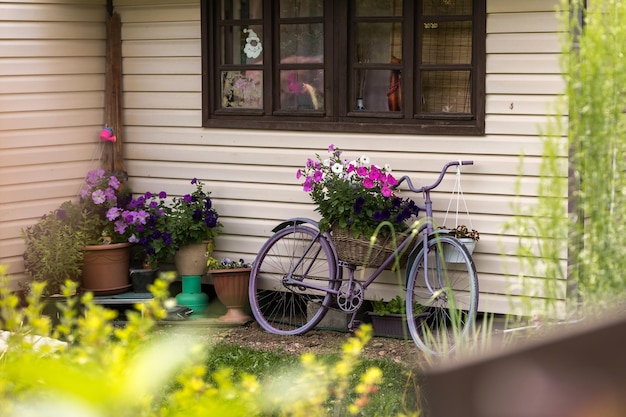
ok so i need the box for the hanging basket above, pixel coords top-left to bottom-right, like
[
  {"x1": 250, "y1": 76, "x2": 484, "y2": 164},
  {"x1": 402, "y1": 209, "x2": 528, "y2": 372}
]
[{"x1": 331, "y1": 224, "x2": 408, "y2": 269}]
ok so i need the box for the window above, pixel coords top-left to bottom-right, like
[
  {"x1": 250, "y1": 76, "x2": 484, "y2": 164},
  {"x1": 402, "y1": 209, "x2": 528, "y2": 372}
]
[{"x1": 201, "y1": 0, "x2": 485, "y2": 135}]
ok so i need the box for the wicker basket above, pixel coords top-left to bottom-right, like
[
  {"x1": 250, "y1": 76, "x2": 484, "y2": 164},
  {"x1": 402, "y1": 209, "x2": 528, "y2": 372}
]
[{"x1": 331, "y1": 224, "x2": 408, "y2": 269}]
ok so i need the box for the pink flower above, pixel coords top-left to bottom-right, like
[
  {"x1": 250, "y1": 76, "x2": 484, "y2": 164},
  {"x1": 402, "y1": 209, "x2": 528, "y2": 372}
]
[
  {"x1": 387, "y1": 174, "x2": 398, "y2": 187},
  {"x1": 363, "y1": 177, "x2": 374, "y2": 188},
  {"x1": 381, "y1": 185, "x2": 392, "y2": 197},
  {"x1": 357, "y1": 166, "x2": 368, "y2": 177},
  {"x1": 313, "y1": 170, "x2": 323, "y2": 182},
  {"x1": 328, "y1": 144, "x2": 335, "y2": 153},
  {"x1": 303, "y1": 177, "x2": 314, "y2": 192}
]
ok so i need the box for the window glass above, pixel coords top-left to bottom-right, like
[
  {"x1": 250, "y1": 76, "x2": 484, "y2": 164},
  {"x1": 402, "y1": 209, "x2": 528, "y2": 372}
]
[
  {"x1": 355, "y1": 23, "x2": 402, "y2": 64},
  {"x1": 280, "y1": 0, "x2": 323, "y2": 17},
  {"x1": 420, "y1": 70, "x2": 471, "y2": 114},
  {"x1": 221, "y1": 70, "x2": 263, "y2": 109},
  {"x1": 279, "y1": 69, "x2": 324, "y2": 110},
  {"x1": 221, "y1": 0, "x2": 263, "y2": 19},
  {"x1": 356, "y1": 0, "x2": 402, "y2": 17},
  {"x1": 422, "y1": 21, "x2": 472, "y2": 65},
  {"x1": 221, "y1": 25, "x2": 264, "y2": 65},
  {"x1": 279, "y1": 23, "x2": 324, "y2": 60},
  {"x1": 353, "y1": 69, "x2": 401, "y2": 112},
  {"x1": 422, "y1": 0, "x2": 473, "y2": 16}
]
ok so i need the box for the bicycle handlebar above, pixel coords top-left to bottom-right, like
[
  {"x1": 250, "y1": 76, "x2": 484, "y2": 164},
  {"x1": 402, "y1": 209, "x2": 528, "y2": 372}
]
[{"x1": 395, "y1": 160, "x2": 473, "y2": 193}]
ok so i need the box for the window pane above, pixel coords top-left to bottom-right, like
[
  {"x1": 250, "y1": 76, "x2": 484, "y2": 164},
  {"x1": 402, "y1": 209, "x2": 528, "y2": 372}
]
[
  {"x1": 356, "y1": 23, "x2": 402, "y2": 64},
  {"x1": 221, "y1": 0, "x2": 263, "y2": 19},
  {"x1": 280, "y1": 23, "x2": 324, "y2": 61},
  {"x1": 422, "y1": 21, "x2": 471, "y2": 65},
  {"x1": 423, "y1": 0, "x2": 472, "y2": 15},
  {"x1": 279, "y1": 70, "x2": 324, "y2": 110},
  {"x1": 222, "y1": 70, "x2": 263, "y2": 109},
  {"x1": 420, "y1": 70, "x2": 471, "y2": 114},
  {"x1": 221, "y1": 25, "x2": 264, "y2": 65},
  {"x1": 356, "y1": 0, "x2": 402, "y2": 17},
  {"x1": 280, "y1": 0, "x2": 323, "y2": 17},
  {"x1": 354, "y1": 69, "x2": 401, "y2": 112}
]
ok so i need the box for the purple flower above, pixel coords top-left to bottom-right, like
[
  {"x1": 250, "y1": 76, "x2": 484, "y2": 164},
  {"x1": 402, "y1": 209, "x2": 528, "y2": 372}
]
[
  {"x1": 145, "y1": 191, "x2": 153, "y2": 199},
  {"x1": 114, "y1": 219, "x2": 127, "y2": 234},
  {"x1": 183, "y1": 194, "x2": 192, "y2": 203},
  {"x1": 108, "y1": 176, "x2": 120, "y2": 190},
  {"x1": 191, "y1": 178, "x2": 198, "y2": 185},
  {"x1": 106, "y1": 207, "x2": 120, "y2": 221},
  {"x1": 56, "y1": 209, "x2": 67, "y2": 220},
  {"x1": 91, "y1": 190, "x2": 106, "y2": 204},
  {"x1": 159, "y1": 191, "x2": 167, "y2": 199}
]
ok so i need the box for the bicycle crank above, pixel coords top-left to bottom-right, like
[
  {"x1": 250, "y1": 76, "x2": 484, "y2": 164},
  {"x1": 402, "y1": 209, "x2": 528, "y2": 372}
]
[{"x1": 336, "y1": 281, "x2": 364, "y2": 313}]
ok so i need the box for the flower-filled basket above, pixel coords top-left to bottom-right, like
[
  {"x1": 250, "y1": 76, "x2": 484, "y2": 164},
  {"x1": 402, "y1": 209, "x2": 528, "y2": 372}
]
[
  {"x1": 297, "y1": 145, "x2": 419, "y2": 269},
  {"x1": 331, "y1": 224, "x2": 409, "y2": 269}
]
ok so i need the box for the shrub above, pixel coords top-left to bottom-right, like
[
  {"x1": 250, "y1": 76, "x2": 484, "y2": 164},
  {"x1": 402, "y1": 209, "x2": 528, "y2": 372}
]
[{"x1": 0, "y1": 266, "x2": 417, "y2": 417}]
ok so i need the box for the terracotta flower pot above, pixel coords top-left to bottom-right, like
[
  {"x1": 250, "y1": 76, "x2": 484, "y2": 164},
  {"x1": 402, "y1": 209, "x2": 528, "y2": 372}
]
[
  {"x1": 81, "y1": 242, "x2": 132, "y2": 295},
  {"x1": 211, "y1": 268, "x2": 252, "y2": 324},
  {"x1": 174, "y1": 241, "x2": 211, "y2": 277}
]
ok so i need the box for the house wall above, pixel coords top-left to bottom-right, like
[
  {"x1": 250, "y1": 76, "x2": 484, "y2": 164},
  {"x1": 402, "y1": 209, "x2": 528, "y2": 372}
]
[
  {"x1": 0, "y1": 0, "x2": 108, "y2": 290},
  {"x1": 0, "y1": 0, "x2": 568, "y2": 316}
]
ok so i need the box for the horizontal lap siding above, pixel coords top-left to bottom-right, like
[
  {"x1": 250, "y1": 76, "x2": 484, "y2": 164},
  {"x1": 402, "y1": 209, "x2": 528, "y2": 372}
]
[
  {"x1": 2, "y1": 0, "x2": 568, "y2": 317},
  {"x1": 114, "y1": 0, "x2": 566, "y2": 315},
  {"x1": 0, "y1": 1, "x2": 107, "y2": 289}
]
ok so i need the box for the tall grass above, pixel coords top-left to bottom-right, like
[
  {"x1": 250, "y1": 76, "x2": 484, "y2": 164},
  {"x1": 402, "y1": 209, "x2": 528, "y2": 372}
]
[{"x1": 510, "y1": 0, "x2": 626, "y2": 322}]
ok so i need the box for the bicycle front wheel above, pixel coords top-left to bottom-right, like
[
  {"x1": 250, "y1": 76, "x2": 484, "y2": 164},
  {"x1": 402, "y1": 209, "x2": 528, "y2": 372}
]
[
  {"x1": 406, "y1": 235, "x2": 478, "y2": 355},
  {"x1": 249, "y1": 224, "x2": 338, "y2": 335}
]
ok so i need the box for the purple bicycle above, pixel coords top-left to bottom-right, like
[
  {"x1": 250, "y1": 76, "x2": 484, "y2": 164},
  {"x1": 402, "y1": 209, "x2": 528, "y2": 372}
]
[{"x1": 249, "y1": 161, "x2": 478, "y2": 355}]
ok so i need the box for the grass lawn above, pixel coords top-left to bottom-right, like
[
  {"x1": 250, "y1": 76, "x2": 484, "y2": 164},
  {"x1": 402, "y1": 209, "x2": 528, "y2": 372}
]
[{"x1": 203, "y1": 340, "x2": 423, "y2": 416}]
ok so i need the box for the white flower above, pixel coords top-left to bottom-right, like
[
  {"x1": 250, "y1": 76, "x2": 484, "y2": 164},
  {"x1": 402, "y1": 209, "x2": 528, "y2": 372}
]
[
  {"x1": 384, "y1": 163, "x2": 392, "y2": 173},
  {"x1": 331, "y1": 163, "x2": 344, "y2": 174},
  {"x1": 323, "y1": 158, "x2": 331, "y2": 167},
  {"x1": 359, "y1": 155, "x2": 370, "y2": 165}
]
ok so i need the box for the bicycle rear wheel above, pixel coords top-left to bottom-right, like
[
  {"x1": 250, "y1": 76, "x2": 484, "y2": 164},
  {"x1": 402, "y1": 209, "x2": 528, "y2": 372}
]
[
  {"x1": 249, "y1": 224, "x2": 338, "y2": 335},
  {"x1": 406, "y1": 235, "x2": 478, "y2": 355}
]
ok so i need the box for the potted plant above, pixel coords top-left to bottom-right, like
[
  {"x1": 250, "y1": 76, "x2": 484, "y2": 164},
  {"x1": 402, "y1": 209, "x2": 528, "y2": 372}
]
[
  {"x1": 369, "y1": 295, "x2": 426, "y2": 339},
  {"x1": 207, "y1": 257, "x2": 252, "y2": 324},
  {"x1": 439, "y1": 224, "x2": 479, "y2": 259},
  {"x1": 23, "y1": 168, "x2": 136, "y2": 296},
  {"x1": 170, "y1": 178, "x2": 223, "y2": 277},
  {"x1": 296, "y1": 144, "x2": 420, "y2": 268},
  {"x1": 125, "y1": 190, "x2": 176, "y2": 292}
]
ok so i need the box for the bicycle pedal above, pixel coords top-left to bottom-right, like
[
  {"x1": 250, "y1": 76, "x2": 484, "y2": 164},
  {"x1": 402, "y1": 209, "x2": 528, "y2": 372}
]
[{"x1": 348, "y1": 320, "x2": 362, "y2": 331}]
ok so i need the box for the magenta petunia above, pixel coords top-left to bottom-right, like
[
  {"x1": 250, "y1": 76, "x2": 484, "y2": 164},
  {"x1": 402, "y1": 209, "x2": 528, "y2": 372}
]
[
  {"x1": 363, "y1": 177, "x2": 374, "y2": 188},
  {"x1": 303, "y1": 177, "x2": 314, "y2": 192},
  {"x1": 296, "y1": 169, "x2": 302, "y2": 179},
  {"x1": 313, "y1": 170, "x2": 323, "y2": 182}
]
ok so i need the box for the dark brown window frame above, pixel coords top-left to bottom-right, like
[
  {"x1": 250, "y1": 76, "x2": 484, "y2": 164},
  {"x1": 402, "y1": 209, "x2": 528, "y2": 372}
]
[{"x1": 201, "y1": 1, "x2": 485, "y2": 136}]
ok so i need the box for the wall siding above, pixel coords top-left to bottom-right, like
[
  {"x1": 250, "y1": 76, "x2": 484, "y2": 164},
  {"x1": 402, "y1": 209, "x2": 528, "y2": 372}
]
[
  {"x1": 0, "y1": 0, "x2": 568, "y2": 317},
  {"x1": 0, "y1": 0, "x2": 107, "y2": 289}
]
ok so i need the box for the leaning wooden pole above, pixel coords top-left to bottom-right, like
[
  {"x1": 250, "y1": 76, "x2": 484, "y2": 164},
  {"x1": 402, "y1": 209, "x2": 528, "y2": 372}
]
[{"x1": 103, "y1": 11, "x2": 125, "y2": 177}]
